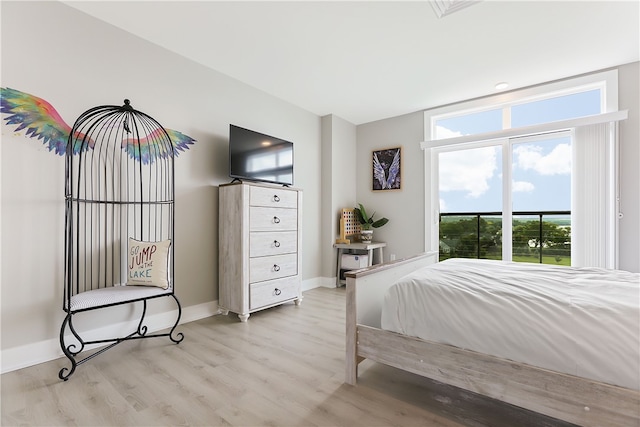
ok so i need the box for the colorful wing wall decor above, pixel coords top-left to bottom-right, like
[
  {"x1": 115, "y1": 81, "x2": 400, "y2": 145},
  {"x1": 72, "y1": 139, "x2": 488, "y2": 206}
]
[
  {"x1": 121, "y1": 128, "x2": 195, "y2": 164},
  {"x1": 0, "y1": 87, "x2": 89, "y2": 155},
  {"x1": 0, "y1": 87, "x2": 196, "y2": 162}
]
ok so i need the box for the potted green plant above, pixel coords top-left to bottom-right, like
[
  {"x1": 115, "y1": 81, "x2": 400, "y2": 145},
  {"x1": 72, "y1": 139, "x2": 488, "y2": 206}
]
[{"x1": 354, "y1": 203, "x2": 389, "y2": 242}]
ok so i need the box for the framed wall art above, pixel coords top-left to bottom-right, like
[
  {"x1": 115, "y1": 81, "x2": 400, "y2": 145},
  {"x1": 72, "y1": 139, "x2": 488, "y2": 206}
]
[{"x1": 372, "y1": 146, "x2": 402, "y2": 191}]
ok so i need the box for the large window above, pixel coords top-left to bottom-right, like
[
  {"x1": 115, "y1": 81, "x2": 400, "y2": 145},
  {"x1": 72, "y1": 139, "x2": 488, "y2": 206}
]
[
  {"x1": 436, "y1": 133, "x2": 571, "y2": 265},
  {"x1": 423, "y1": 70, "x2": 623, "y2": 268},
  {"x1": 511, "y1": 89, "x2": 601, "y2": 127}
]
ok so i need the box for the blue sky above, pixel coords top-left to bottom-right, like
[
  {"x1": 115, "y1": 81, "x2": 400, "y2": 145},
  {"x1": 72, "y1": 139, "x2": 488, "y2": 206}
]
[{"x1": 436, "y1": 90, "x2": 600, "y2": 214}]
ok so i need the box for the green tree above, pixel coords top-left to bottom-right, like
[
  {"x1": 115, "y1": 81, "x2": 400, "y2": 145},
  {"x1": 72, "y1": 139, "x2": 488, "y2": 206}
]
[
  {"x1": 440, "y1": 216, "x2": 502, "y2": 259},
  {"x1": 512, "y1": 220, "x2": 571, "y2": 258}
]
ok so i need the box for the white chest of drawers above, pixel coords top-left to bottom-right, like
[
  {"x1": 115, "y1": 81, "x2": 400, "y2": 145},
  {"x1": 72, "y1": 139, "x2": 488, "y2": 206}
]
[{"x1": 218, "y1": 182, "x2": 302, "y2": 322}]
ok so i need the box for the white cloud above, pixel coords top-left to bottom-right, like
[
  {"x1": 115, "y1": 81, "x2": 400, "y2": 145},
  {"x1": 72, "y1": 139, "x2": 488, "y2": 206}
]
[
  {"x1": 512, "y1": 180, "x2": 535, "y2": 192},
  {"x1": 514, "y1": 143, "x2": 571, "y2": 175},
  {"x1": 439, "y1": 198, "x2": 447, "y2": 211},
  {"x1": 435, "y1": 125, "x2": 464, "y2": 139},
  {"x1": 439, "y1": 146, "x2": 497, "y2": 198}
]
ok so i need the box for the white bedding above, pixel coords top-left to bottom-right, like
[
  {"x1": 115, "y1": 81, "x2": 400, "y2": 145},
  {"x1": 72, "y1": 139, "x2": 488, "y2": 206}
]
[{"x1": 381, "y1": 258, "x2": 640, "y2": 390}]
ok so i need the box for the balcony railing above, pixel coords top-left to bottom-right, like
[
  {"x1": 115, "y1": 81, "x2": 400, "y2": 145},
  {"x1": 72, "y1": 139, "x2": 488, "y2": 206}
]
[{"x1": 439, "y1": 211, "x2": 571, "y2": 265}]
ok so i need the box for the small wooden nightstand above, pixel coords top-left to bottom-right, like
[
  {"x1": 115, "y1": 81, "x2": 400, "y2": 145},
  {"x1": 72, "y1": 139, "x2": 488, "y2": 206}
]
[{"x1": 333, "y1": 241, "x2": 386, "y2": 287}]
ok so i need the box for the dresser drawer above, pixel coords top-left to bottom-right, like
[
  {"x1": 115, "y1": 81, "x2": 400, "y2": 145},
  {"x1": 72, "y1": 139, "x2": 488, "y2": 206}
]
[
  {"x1": 250, "y1": 186, "x2": 297, "y2": 209},
  {"x1": 250, "y1": 231, "x2": 297, "y2": 257},
  {"x1": 250, "y1": 276, "x2": 299, "y2": 310},
  {"x1": 250, "y1": 207, "x2": 297, "y2": 231},
  {"x1": 249, "y1": 253, "x2": 297, "y2": 283}
]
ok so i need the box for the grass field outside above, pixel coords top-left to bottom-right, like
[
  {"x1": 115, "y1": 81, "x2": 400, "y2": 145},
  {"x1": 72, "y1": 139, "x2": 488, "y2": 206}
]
[{"x1": 441, "y1": 253, "x2": 572, "y2": 266}]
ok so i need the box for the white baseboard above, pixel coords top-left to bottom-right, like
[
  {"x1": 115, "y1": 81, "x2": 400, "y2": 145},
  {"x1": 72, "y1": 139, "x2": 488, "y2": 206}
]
[
  {"x1": 302, "y1": 276, "x2": 337, "y2": 290},
  {"x1": 2, "y1": 277, "x2": 336, "y2": 374},
  {"x1": 1, "y1": 300, "x2": 219, "y2": 375}
]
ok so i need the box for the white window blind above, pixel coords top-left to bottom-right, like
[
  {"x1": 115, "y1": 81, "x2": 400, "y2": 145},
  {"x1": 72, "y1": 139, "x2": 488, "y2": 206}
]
[{"x1": 572, "y1": 122, "x2": 619, "y2": 268}]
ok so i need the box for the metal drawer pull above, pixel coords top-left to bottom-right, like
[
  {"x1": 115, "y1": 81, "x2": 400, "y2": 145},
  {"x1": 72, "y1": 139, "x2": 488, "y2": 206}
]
[
  {"x1": 274, "y1": 240, "x2": 281, "y2": 247},
  {"x1": 273, "y1": 195, "x2": 280, "y2": 202},
  {"x1": 273, "y1": 264, "x2": 281, "y2": 272},
  {"x1": 273, "y1": 216, "x2": 280, "y2": 224},
  {"x1": 274, "y1": 288, "x2": 282, "y2": 296}
]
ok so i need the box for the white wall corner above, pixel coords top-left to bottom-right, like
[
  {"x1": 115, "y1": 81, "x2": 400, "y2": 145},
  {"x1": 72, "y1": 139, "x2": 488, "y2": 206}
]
[{"x1": 302, "y1": 276, "x2": 335, "y2": 291}]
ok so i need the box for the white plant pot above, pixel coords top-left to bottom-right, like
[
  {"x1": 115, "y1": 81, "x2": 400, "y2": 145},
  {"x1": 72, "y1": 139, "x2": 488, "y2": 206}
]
[{"x1": 360, "y1": 229, "x2": 373, "y2": 242}]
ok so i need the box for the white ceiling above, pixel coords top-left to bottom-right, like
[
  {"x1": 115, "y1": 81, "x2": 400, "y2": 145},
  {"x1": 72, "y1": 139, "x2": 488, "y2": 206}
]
[{"x1": 64, "y1": 1, "x2": 639, "y2": 125}]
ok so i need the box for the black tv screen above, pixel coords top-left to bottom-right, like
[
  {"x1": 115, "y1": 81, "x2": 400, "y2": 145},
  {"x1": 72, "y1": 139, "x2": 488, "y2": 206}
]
[{"x1": 229, "y1": 125, "x2": 294, "y2": 186}]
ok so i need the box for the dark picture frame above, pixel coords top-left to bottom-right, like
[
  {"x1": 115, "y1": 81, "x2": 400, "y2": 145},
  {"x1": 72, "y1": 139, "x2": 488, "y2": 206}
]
[{"x1": 372, "y1": 146, "x2": 402, "y2": 191}]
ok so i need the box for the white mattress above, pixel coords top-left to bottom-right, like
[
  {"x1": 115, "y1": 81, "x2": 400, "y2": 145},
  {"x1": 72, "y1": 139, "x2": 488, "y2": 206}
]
[{"x1": 381, "y1": 258, "x2": 640, "y2": 390}]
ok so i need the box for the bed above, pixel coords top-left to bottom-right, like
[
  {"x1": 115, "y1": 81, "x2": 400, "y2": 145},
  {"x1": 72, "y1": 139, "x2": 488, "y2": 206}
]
[{"x1": 345, "y1": 252, "x2": 640, "y2": 427}]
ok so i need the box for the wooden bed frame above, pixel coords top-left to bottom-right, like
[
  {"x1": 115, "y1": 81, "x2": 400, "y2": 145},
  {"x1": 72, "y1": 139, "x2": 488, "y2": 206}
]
[{"x1": 344, "y1": 252, "x2": 640, "y2": 427}]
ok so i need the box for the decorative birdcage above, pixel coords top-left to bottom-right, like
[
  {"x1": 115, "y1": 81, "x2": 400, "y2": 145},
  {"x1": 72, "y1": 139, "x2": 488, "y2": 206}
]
[{"x1": 59, "y1": 99, "x2": 183, "y2": 381}]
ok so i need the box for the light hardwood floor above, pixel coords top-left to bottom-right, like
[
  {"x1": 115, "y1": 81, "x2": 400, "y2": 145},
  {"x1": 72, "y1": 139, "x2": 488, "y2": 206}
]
[{"x1": 1, "y1": 287, "x2": 575, "y2": 426}]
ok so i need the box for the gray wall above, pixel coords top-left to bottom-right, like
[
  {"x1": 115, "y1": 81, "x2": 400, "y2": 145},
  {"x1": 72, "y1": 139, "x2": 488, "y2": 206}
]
[
  {"x1": 356, "y1": 62, "x2": 640, "y2": 273},
  {"x1": 356, "y1": 112, "x2": 426, "y2": 262},
  {"x1": 321, "y1": 115, "x2": 357, "y2": 277},
  {"x1": 617, "y1": 62, "x2": 640, "y2": 272},
  {"x1": 1, "y1": 1, "x2": 322, "y2": 367}
]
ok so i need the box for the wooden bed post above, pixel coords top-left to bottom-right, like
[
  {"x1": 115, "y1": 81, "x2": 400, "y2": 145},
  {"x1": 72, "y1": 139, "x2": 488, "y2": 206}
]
[
  {"x1": 345, "y1": 274, "x2": 358, "y2": 385},
  {"x1": 344, "y1": 252, "x2": 439, "y2": 386}
]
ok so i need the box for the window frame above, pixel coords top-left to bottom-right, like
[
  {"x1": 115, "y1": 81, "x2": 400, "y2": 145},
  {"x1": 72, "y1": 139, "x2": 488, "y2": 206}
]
[
  {"x1": 424, "y1": 69, "x2": 618, "y2": 141},
  {"x1": 422, "y1": 69, "x2": 620, "y2": 265}
]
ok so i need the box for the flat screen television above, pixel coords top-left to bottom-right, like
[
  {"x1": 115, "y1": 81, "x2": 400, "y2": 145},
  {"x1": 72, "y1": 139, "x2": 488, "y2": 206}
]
[{"x1": 229, "y1": 125, "x2": 294, "y2": 186}]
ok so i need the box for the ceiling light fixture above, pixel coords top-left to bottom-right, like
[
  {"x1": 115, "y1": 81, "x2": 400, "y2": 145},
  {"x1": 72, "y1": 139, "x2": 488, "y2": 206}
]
[{"x1": 495, "y1": 82, "x2": 509, "y2": 90}]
